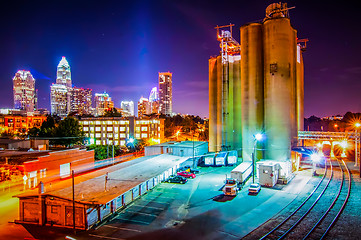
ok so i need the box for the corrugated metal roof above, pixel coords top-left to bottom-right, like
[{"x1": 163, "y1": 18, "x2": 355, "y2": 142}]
[{"x1": 14, "y1": 154, "x2": 188, "y2": 205}]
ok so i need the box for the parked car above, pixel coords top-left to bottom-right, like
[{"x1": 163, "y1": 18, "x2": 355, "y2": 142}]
[
  {"x1": 184, "y1": 166, "x2": 200, "y2": 174},
  {"x1": 177, "y1": 171, "x2": 196, "y2": 178},
  {"x1": 165, "y1": 175, "x2": 187, "y2": 184},
  {"x1": 248, "y1": 183, "x2": 261, "y2": 195}
]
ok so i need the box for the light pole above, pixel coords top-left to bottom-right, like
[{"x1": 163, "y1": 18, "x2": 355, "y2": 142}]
[
  {"x1": 355, "y1": 122, "x2": 360, "y2": 167},
  {"x1": 252, "y1": 133, "x2": 263, "y2": 183}
]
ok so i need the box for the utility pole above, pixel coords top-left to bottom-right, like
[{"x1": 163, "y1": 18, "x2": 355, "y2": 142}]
[{"x1": 72, "y1": 170, "x2": 76, "y2": 234}]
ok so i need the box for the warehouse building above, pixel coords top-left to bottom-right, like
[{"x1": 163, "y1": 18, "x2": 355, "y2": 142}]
[
  {"x1": 144, "y1": 141, "x2": 209, "y2": 157},
  {"x1": 14, "y1": 154, "x2": 188, "y2": 230}
]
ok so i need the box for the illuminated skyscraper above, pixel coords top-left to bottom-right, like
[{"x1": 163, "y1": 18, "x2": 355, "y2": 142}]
[
  {"x1": 158, "y1": 72, "x2": 172, "y2": 115},
  {"x1": 50, "y1": 84, "x2": 69, "y2": 118},
  {"x1": 121, "y1": 101, "x2": 134, "y2": 117},
  {"x1": 70, "y1": 87, "x2": 92, "y2": 115},
  {"x1": 94, "y1": 92, "x2": 114, "y2": 116},
  {"x1": 149, "y1": 87, "x2": 159, "y2": 114},
  {"x1": 56, "y1": 56, "x2": 72, "y2": 88},
  {"x1": 50, "y1": 57, "x2": 72, "y2": 118},
  {"x1": 138, "y1": 97, "x2": 150, "y2": 118},
  {"x1": 13, "y1": 70, "x2": 37, "y2": 113}
]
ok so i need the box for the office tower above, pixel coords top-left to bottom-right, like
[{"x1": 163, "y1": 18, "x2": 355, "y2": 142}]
[
  {"x1": 50, "y1": 57, "x2": 72, "y2": 118},
  {"x1": 94, "y1": 92, "x2": 114, "y2": 116},
  {"x1": 158, "y1": 72, "x2": 172, "y2": 115},
  {"x1": 209, "y1": 3, "x2": 305, "y2": 161},
  {"x1": 70, "y1": 87, "x2": 92, "y2": 115},
  {"x1": 149, "y1": 87, "x2": 159, "y2": 114},
  {"x1": 50, "y1": 84, "x2": 70, "y2": 118},
  {"x1": 121, "y1": 101, "x2": 134, "y2": 117},
  {"x1": 138, "y1": 97, "x2": 151, "y2": 118},
  {"x1": 56, "y1": 56, "x2": 72, "y2": 88},
  {"x1": 13, "y1": 70, "x2": 37, "y2": 113}
]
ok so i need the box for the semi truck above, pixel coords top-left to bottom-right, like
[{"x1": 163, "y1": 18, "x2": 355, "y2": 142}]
[{"x1": 223, "y1": 162, "x2": 252, "y2": 196}]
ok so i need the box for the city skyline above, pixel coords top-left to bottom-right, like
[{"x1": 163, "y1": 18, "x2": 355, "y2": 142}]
[{"x1": 1, "y1": 1, "x2": 361, "y2": 118}]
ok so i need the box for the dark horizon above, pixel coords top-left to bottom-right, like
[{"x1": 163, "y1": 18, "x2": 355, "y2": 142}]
[{"x1": 1, "y1": 0, "x2": 360, "y2": 118}]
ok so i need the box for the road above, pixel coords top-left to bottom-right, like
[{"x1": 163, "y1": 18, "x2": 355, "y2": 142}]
[{"x1": 69, "y1": 166, "x2": 314, "y2": 240}]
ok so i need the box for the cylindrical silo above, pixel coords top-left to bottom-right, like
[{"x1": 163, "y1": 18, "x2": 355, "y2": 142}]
[
  {"x1": 232, "y1": 55, "x2": 242, "y2": 151},
  {"x1": 290, "y1": 28, "x2": 298, "y2": 147},
  {"x1": 263, "y1": 4, "x2": 297, "y2": 161},
  {"x1": 296, "y1": 44, "x2": 304, "y2": 132},
  {"x1": 227, "y1": 57, "x2": 235, "y2": 150},
  {"x1": 240, "y1": 22, "x2": 264, "y2": 162},
  {"x1": 209, "y1": 56, "x2": 218, "y2": 152},
  {"x1": 216, "y1": 56, "x2": 223, "y2": 152}
]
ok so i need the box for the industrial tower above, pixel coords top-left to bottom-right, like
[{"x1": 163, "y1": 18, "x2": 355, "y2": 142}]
[{"x1": 209, "y1": 3, "x2": 307, "y2": 162}]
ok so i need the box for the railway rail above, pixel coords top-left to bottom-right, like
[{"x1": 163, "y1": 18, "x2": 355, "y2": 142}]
[{"x1": 245, "y1": 158, "x2": 351, "y2": 240}]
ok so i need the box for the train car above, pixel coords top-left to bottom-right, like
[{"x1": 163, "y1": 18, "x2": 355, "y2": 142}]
[
  {"x1": 204, "y1": 153, "x2": 215, "y2": 166},
  {"x1": 215, "y1": 152, "x2": 228, "y2": 166},
  {"x1": 226, "y1": 150, "x2": 238, "y2": 166}
]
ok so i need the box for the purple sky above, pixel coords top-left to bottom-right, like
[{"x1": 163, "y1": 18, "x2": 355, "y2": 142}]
[{"x1": 1, "y1": 0, "x2": 360, "y2": 118}]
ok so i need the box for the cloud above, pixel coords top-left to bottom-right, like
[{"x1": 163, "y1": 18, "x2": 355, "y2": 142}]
[
  {"x1": 345, "y1": 67, "x2": 361, "y2": 74},
  {"x1": 85, "y1": 83, "x2": 146, "y2": 93}
]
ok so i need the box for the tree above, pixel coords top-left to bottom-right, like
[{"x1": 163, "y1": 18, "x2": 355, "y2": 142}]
[
  {"x1": 87, "y1": 144, "x2": 122, "y2": 160},
  {"x1": 103, "y1": 108, "x2": 122, "y2": 117},
  {"x1": 54, "y1": 117, "x2": 85, "y2": 147}
]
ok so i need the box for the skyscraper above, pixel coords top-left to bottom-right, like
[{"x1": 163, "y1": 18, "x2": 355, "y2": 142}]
[
  {"x1": 137, "y1": 97, "x2": 150, "y2": 118},
  {"x1": 50, "y1": 57, "x2": 72, "y2": 118},
  {"x1": 94, "y1": 92, "x2": 114, "y2": 116},
  {"x1": 158, "y1": 72, "x2": 172, "y2": 115},
  {"x1": 70, "y1": 87, "x2": 92, "y2": 115},
  {"x1": 13, "y1": 70, "x2": 37, "y2": 113},
  {"x1": 149, "y1": 87, "x2": 159, "y2": 114},
  {"x1": 56, "y1": 56, "x2": 72, "y2": 88},
  {"x1": 121, "y1": 101, "x2": 134, "y2": 117}
]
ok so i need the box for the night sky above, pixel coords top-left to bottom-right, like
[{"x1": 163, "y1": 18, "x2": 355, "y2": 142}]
[{"x1": 1, "y1": 0, "x2": 360, "y2": 118}]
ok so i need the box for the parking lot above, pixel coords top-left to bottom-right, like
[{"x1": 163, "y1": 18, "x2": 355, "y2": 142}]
[{"x1": 77, "y1": 165, "x2": 313, "y2": 240}]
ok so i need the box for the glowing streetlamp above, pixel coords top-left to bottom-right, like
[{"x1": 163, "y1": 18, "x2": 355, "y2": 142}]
[
  {"x1": 252, "y1": 133, "x2": 264, "y2": 183},
  {"x1": 355, "y1": 122, "x2": 360, "y2": 167},
  {"x1": 22, "y1": 175, "x2": 28, "y2": 191}
]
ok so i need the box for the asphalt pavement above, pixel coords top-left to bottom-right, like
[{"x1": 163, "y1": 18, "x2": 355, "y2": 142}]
[{"x1": 70, "y1": 165, "x2": 315, "y2": 240}]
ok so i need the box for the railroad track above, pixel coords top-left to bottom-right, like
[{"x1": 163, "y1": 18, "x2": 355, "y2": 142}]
[{"x1": 244, "y1": 158, "x2": 351, "y2": 240}]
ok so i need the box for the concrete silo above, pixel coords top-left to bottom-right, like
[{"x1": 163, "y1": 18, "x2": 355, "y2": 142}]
[
  {"x1": 240, "y1": 23, "x2": 264, "y2": 162},
  {"x1": 209, "y1": 3, "x2": 305, "y2": 163},
  {"x1": 263, "y1": 2, "x2": 297, "y2": 161},
  {"x1": 208, "y1": 27, "x2": 241, "y2": 153}
]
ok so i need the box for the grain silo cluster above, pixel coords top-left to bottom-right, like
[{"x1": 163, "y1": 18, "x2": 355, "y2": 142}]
[{"x1": 209, "y1": 3, "x2": 306, "y2": 162}]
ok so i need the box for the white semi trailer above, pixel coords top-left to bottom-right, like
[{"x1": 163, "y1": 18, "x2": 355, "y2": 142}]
[{"x1": 223, "y1": 162, "x2": 253, "y2": 196}]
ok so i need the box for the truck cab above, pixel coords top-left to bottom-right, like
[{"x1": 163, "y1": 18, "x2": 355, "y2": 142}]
[{"x1": 223, "y1": 179, "x2": 238, "y2": 196}]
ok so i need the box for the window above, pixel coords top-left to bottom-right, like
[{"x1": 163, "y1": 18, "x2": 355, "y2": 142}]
[
  {"x1": 119, "y1": 127, "x2": 125, "y2": 132},
  {"x1": 135, "y1": 133, "x2": 140, "y2": 138},
  {"x1": 107, "y1": 127, "x2": 112, "y2": 131},
  {"x1": 83, "y1": 127, "x2": 89, "y2": 131},
  {"x1": 120, "y1": 133, "x2": 126, "y2": 138},
  {"x1": 95, "y1": 127, "x2": 101, "y2": 131},
  {"x1": 96, "y1": 133, "x2": 101, "y2": 138},
  {"x1": 141, "y1": 126, "x2": 147, "y2": 131},
  {"x1": 51, "y1": 205, "x2": 59, "y2": 214},
  {"x1": 141, "y1": 133, "x2": 148, "y2": 138}
]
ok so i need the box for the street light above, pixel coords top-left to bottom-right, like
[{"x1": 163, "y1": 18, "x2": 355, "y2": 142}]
[
  {"x1": 252, "y1": 133, "x2": 264, "y2": 183},
  {"x1": 355, "y1": 122, "x2": 360, "y2": 167}
]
